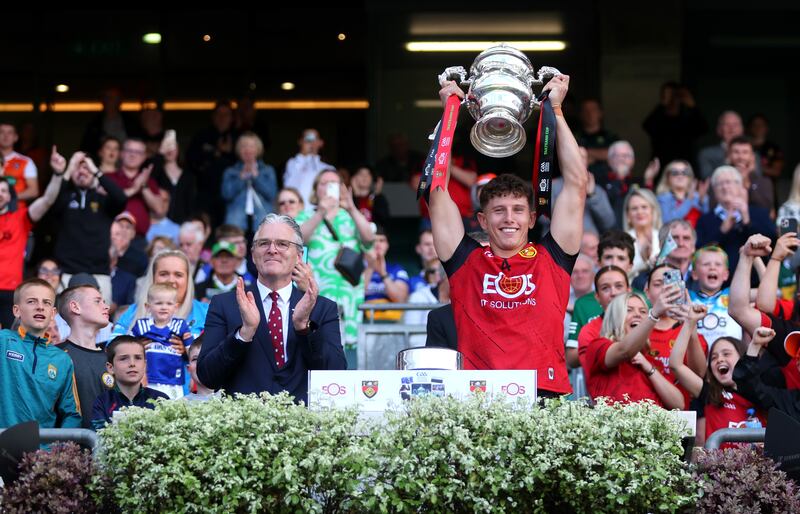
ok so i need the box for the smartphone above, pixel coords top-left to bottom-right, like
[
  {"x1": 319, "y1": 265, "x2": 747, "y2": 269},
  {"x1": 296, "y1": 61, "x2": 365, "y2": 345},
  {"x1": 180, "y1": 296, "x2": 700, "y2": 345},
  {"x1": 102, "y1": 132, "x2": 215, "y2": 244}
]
[
  {"x1": 302, "y1": 246, "x2": 309, "y2": 263},
  {"x1": 326, "y1": 182, "x2": 340, "y2": 201},
  {"x1": 662, "y1": 269, "x2": 686, "y2": 305},
  {"x1": 779, "y1": 218, "x2": 798, "y2": 237}
]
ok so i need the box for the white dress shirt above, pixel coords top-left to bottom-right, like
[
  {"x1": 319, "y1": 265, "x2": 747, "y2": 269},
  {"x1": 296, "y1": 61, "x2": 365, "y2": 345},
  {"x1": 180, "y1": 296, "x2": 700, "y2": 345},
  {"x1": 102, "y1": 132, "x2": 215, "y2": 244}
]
[{"x1": 257, "y1": 280, "x2": 293, "y2": 359}]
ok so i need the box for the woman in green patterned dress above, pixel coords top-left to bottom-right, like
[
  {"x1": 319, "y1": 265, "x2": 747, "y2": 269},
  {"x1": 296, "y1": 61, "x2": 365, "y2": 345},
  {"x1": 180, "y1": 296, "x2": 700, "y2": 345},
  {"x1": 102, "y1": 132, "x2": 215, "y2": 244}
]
[{"x1": 296, "y1": 169, "x2": 375, "y2": 368}]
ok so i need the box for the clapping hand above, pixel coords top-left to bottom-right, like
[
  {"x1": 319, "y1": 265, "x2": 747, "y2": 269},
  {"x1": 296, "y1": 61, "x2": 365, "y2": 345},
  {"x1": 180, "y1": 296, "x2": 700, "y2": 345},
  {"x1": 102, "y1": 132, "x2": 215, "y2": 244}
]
[
  {"x1": 292, "y1": 266, "x2": 319, "y2": 332},
  {"x1": 235, "y1": 277, "x2": 260, "y2": 342}
]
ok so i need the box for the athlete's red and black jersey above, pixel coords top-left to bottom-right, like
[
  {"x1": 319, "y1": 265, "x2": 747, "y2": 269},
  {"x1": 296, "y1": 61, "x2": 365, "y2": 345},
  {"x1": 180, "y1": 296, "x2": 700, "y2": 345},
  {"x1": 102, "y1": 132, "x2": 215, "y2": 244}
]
[{"x1": 443, "y1": 232, "x2": 577, "y2": 394}]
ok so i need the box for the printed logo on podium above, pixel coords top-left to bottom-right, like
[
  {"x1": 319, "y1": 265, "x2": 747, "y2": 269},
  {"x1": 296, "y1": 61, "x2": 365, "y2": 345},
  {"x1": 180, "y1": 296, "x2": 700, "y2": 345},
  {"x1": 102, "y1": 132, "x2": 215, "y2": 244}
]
[
  {"x1": 469, "y1": 380, "x2": 487, "y2": 393},
  {"x1": 362, "y1": 380, "x2": 379, "y2": 399},
  {"x1": 322, "y1": 383, "x2": 347, "y2": 396}
]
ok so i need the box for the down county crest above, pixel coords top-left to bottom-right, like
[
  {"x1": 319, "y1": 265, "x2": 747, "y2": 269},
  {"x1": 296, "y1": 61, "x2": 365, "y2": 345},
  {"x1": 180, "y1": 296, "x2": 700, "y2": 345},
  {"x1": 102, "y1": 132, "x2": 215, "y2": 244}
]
[
  {"x1": 470, "y1": 380, "x2": 487, "y2": 393},
  {"x1": 362, "y1": 380, "x2": 379, "y2": 399},
  {"x1": 518, "y1": 245, "x2": 537, "y2": 259}
]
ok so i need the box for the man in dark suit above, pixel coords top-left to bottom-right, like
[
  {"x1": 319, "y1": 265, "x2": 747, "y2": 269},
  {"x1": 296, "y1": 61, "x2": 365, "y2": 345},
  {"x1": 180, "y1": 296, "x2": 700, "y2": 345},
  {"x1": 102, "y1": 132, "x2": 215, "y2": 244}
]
[
  {"x1": 425, "y1": 304, "x2": 457, "y2": 351},
  {"x1": 198, "y1": 214, "x2": 346, "y2": 403}
]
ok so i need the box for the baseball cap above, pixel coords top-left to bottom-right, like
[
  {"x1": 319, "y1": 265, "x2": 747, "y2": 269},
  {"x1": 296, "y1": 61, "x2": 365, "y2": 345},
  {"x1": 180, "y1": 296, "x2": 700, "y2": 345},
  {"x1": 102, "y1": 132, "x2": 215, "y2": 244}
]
[
  {"x1": 114, "y1": 211, "x2": 137, "y2": 226},
  {"x1": 476, "y1": 173, "x2": 497, "y2": 186},
  {"x1": 212, "y1": 241, "x2": 239, "y2": 258}
]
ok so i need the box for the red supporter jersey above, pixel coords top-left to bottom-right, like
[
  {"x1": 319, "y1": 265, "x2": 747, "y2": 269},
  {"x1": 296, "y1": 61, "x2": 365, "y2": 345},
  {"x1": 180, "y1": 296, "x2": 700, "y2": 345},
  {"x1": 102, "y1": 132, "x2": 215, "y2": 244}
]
[
  {"x1": 579, "y1": 336, "x2": 663, "y2": 406},
  {"x1": 577, "y1": 316, "x2": 602, "y2": 352},
  {"x1": 647, "y1": 323, "x2": 709, "y2": 409},
  {"x1": 444, "y1": 232, "x2": 576, "y2": 394},
  {"x1": 702, "y1": 386, "x2": 766, "y2": 447},
  {"x1": 0, "y1": 206, "x2": 33, "y2": 290}
]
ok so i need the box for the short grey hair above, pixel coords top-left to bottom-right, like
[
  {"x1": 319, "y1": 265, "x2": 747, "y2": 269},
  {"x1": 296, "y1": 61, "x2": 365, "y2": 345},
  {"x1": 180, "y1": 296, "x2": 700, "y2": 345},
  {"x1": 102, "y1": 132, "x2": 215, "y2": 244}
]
[
  {"x1": 710, "y1": 165, "x2": 742, "y2": 189},
  {"x1": 254, "y1": 213, "x2": 304, "y2": 246},
  {"x1": 659, "y1": 219, "x2": 696, "y2": 248},
  {"x1": 608, "y1": 140, "x2": 634, "y2": 159},
  {"x1": 179, "y1": 222, "x2": 205, "y2": 244}
]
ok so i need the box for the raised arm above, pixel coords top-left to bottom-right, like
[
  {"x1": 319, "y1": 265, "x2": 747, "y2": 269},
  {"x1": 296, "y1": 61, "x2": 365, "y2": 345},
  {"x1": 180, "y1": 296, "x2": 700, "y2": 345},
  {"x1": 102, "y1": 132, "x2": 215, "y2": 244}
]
[
  {"x1": 756, "y1": 232, "x2": 798, "y2": 313},
  {"x1": 339, "y1": 184, "x2": 375, "y2": 247},
  {"x1": 547, "y1": 75, "x2": 588, "y2": 255},
  {"x1": 604, "y1": 285, "x2": 678, "y2": 368},
  {"x1": 730, "y1": 234, "x2": 772, "y2": 336},
  {"x1": 631, "y1": 352, "x2": 686, "y2": 410},
  {"x1": 668, "y1": 304, "x2": 707, "y2": 398},
  {"x1": 28, "y1": 146, "x2": 66, "y2": 222},
  {"x1": 429, "y1": 81, "x2": 468, "y2": 262},
  {"x1": 138, "y1": 165, "x2": 170, "y2": 218}
]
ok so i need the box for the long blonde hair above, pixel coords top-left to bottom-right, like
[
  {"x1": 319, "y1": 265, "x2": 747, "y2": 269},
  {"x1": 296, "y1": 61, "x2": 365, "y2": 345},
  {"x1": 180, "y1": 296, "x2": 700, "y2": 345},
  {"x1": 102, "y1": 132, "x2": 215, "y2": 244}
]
[
  {"x1": 600, "y1": 292, "x2": 649, "y2": 342},
  {"x1": 622, "y1": 187, "x2": 662, "y2": 232},
  {"x1": 655, "y1": 159, "x2": 697, "y2": 196},
  {"x1": 128, "y1": 250, "x2": 195, "y2": 330}
]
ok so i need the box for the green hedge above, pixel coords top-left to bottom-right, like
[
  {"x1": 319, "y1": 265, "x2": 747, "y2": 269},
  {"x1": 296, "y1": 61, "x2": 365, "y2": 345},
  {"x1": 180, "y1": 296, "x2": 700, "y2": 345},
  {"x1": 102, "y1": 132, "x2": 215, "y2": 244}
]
[{"x1": 93, "y1": 394, "x2": 697, "y2": 513}]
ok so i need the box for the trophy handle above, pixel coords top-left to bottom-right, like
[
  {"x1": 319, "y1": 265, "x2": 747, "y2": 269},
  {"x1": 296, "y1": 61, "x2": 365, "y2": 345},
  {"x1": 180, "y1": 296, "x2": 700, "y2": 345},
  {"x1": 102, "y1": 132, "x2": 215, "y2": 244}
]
[
  {"x1": 438, "y1": 66, "x2": 470, "y2": 88},
  {"x1": 530, "y1": 66, "x2": 562, "y2": 109}
]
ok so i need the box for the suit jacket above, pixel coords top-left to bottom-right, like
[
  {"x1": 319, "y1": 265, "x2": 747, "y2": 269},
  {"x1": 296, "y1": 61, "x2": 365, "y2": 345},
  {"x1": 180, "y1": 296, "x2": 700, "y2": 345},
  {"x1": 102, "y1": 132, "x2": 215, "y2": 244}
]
[
  {"x1": 425, "y1": 304, "x2": 458, "y2": 351},
  {"x1": 197, "y1": 284, "x2": 346, "y2": 403}
]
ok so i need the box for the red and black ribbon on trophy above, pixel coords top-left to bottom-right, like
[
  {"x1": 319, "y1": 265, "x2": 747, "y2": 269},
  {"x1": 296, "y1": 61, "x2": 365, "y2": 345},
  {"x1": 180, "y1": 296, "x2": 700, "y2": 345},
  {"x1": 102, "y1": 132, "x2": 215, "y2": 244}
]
[
  {"x1": 416, "y1": 94, "x2": 461, "y2": 203},
  {"x1": 417, "y1": 92, "x2": 557, "y2": 220},
  {"x1": 531, "y1": 91, "x2": 557, "y2": 220}
]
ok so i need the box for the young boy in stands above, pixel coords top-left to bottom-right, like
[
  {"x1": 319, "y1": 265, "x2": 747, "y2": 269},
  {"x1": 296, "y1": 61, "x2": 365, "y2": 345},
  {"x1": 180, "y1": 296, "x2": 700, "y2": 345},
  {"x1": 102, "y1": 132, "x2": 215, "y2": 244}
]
[
  {"x1": 57, "y1": 284, "x2": 112, "y2": 429},
  {"x1": 184, "y1": 335, "x2": 216, "y2": 401},
  {"x1": 689, "y1": 245, "x2": 743, "y2": 346},
  {"x1": 0, "y1": 278, "x2": 82, "y2": 429},
  {"x1": 91, "y1": 336, "x2": 169, "y2": 429}
]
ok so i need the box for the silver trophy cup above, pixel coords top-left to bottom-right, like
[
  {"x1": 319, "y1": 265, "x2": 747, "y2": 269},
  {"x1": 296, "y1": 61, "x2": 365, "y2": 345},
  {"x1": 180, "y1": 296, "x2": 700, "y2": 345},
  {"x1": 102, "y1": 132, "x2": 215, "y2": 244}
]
[{"x1": 438, "y1": 43, "x2": 560, "y2": 158}]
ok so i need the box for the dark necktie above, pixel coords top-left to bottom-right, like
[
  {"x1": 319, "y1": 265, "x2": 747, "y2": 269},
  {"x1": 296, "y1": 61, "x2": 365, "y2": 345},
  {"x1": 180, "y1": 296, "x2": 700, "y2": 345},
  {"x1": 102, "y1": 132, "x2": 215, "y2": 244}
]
[{"x1": 268, "y1": 291, "x2": 285, "y2": 368}]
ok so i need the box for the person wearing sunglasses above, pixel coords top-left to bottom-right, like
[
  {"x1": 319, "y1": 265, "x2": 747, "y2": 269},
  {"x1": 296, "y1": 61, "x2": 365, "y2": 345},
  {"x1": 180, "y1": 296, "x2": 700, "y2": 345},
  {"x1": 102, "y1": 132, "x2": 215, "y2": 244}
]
[
  {"x1": 275, "y1": 187, "x2": 304, "y2": 219},
  {"x1": 654, "y1": 160, "x2": 709, "y2": 225}
]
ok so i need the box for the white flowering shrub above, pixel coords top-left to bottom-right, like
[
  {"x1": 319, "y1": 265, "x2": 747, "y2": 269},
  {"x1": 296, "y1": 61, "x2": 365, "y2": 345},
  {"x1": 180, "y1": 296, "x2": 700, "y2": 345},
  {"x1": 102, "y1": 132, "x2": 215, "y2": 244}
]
[
  {"x1": 93, "y1": 394, "x2": 697, "y2": 513},
  {"x1": 361, "y1": 396, "x2": 697, "y2": 513},
  {"x1": 94, "y1": 394, "x2": 369, "y2": 513}
]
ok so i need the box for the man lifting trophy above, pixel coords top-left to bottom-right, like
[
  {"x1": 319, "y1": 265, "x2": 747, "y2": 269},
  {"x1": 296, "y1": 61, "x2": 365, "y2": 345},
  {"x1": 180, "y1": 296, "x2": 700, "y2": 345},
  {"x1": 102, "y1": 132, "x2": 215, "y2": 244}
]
[{"x1": 423, "y1": 43, "x2": 587, "y2": 398}]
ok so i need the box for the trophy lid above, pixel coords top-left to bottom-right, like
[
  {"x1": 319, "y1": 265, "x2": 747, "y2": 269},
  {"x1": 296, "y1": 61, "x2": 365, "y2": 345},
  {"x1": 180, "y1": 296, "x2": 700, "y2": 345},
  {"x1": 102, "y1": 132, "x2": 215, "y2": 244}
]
[{"x1": 470, "y1": 43, "x2": 534, "y2": 78}]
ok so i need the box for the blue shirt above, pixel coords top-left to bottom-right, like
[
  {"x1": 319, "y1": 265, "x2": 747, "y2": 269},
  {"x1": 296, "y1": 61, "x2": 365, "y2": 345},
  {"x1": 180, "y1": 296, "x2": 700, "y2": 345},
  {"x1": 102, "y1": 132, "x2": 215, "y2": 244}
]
[
  {"x1": 132, "y1": 317, "x2": 194, "y2": 386},
  {"x1": 365, "y1": 263, "x2": 410, "y2": 302},
  {"x1": 91, "y1": 385, "x2": 169, "y2": 430}
]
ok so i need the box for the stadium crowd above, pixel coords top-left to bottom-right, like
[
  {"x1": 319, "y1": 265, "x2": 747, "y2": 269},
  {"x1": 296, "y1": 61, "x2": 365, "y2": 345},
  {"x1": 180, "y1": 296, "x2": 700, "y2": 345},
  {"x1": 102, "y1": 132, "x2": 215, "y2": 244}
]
[{"x1": 2, "y1": 80, "x2": 800, "y2": 446}]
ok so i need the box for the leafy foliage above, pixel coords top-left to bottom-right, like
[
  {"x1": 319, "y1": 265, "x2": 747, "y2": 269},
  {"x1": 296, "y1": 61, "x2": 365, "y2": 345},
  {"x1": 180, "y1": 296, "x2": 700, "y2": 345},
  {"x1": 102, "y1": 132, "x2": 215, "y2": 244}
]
[
  {"x1": 93, "y1": 394, "x2": 697, "y2": 513},
  {"x1": 693, "y1": 446, "x2": 800, "y2": 513},
  {"x1": 0, "y1": 442, "x2": 99, "y2": 514}
]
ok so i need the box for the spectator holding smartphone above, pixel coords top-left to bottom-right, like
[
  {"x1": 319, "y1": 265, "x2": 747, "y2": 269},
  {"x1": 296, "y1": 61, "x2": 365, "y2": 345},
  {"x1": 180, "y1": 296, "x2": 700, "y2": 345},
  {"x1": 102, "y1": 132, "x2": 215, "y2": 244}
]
[
  {"x1": 580, "y1": 286, "x2": 685, "y2": 409},
  {"x1": 296, "y1": 169, "x2": 375, "y2": 367}
]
